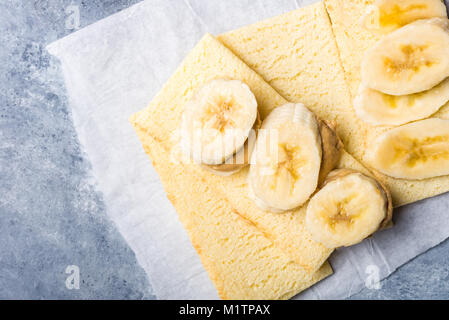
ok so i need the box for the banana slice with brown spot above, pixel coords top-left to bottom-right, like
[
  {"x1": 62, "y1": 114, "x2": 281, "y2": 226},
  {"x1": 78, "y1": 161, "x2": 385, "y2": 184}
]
[
  {"x1": 361, "y1": 18, "x2": 449, "y2": 96},
  {"x1": 248, "y1": 103, "x2": 343, "y2": 212},
  {"x1": 361, "y1": 0, "x2": 447, "y2": 34},
  {"x1": 203, "y1": 112, "x2": 261, "y2": 176},
  {"x1": 367, "y1": 118, "x2": 449, "y2": 180},
  {"x1": 306, "y1": 169, "x2": 392, "y2": 249},
  {"x1": 180, "y1": 79, "x2": 258, "y2": 174},
  {"x1": 317, "y1": 120, "x2": 344, "y2": 185}
]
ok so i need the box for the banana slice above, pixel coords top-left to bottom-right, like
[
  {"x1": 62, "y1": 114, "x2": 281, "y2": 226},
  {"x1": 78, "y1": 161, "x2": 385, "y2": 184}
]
[
  {"x1": 354, "y1": 79, "x2": 449, "y2": 126},
  {"x1": 317, "y1": 120, "x2": 344, "y2": 185},
  {"x1": 361, "y1": 0, "x2": 447, "y2": 34},
  {"x1": 306, "y1": 169, "x2": 392, "y2": 249},
  {"x1": 367, "y1": 118, "x2": 449, "y2": 180},
  {"x1": 361, "y1": 18, "x2": 449, "y2": 96},
  {"x1": 180, "y1": 79, "x2": 258, "y2": 172},
  {"x1": 202, "y1": 113, "x2": 260, "y2": 176},
  {"x1": 248, "y1": 103, "x2": 322, "y2": 212}
]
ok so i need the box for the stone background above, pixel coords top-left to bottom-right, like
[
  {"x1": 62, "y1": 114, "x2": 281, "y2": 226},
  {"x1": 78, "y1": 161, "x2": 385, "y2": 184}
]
[{"x1": 1, "y1": 0, "x2": 448, "y2": 299}]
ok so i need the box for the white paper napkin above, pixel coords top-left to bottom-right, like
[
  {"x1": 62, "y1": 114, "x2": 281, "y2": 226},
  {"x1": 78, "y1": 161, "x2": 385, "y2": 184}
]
[{"x1": 47, "y1": 0, "x2": 449, "y2": 299}]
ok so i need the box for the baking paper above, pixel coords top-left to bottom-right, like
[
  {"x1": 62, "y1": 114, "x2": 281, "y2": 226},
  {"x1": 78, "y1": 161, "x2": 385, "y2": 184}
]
[{"x1": 47, "y1": 0, "x2": 449, "y2": 299}]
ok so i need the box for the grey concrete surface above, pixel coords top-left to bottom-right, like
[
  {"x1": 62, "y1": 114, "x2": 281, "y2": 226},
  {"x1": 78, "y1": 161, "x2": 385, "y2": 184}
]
[
  {"x1": 0, "y1": 0, "x2": 153, "y2": 300},
  {"x1": 0, "y1": 0, "x2": 448, "y2": 299}
]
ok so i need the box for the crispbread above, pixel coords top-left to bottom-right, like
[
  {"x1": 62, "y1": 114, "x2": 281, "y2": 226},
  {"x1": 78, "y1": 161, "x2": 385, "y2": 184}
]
[
  {"x1": 134, "y1": 131, "x2": 332, "y2": 299},
  {"x1": 218, "y1": 2, "x2": 363, "y2": 169},
  {"x1": 218, "y1": 0, "x2": 449, "y2": 206},
  {"x1": 324, "y1": 0, "x2": 449, "y2": 206},
  {"x1": 130, "y1": 34, "x2": 338, "y2": 273}
]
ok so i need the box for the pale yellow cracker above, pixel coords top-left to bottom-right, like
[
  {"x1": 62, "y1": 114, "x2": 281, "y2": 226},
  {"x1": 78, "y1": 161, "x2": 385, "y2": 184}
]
[
  {"x1": 218, "y1": 2, "x2": 364, "y2": 167},
  {"x1": 324, "y1": 0, "x2": 449, "y2": 205},
  {"x1": 130, "y1": 34, "x2": 337, "y2": 273},
  {"x1": 134, "y1": 131, "x2": 332, "y2": 299},
  {"x1": 218, "y1": 0, "x2": 449, "y2": 206}
]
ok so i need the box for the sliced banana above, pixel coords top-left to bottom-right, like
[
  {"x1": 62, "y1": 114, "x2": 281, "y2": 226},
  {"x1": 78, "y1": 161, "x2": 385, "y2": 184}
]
[
  {"x1": 361, "y1": 18, "x2": 449, "y2": 96},
  {"x1": 180, "y1": 79, "x2": 258, "y2": 172},
  {"x1": 201, "y1": 140, "x2": 252, "y2": 176},
  {"x1": 202, "y1": 115, "x2": 260, "y2": 176},
  {"x1": 361, "y1": 0, "x2": 447, "y2": 34},
  {"x1": 354, "y1": 79, "x2": 449, "y2": 126},
  {"x1": 367, "y1": 118, "x2": 449, "y2": 180},
  {"x1": 306, "y1": 169, "x2": 392, "y2": 249},
  {"x1": 248, "y1": 103, "x2": 322, "y2": 212},
  {"x1": 317, "y1": 120, "x2": 344, "y2": 185}
]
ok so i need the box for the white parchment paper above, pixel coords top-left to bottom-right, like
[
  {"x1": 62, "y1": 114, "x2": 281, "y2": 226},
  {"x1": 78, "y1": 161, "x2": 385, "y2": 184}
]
[{"x1": 47, "y1": 0, "x2": 449, "y2": 299}]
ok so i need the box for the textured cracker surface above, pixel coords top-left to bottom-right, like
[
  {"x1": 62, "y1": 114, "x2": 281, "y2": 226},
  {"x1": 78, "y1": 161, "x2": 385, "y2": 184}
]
[
  {"x1": 219, "y1": 0, "x2": 449, "y2": 206},
  {"x1": 130, "y1": 34, "x2": 334, "y2": 298},
  {"x1": 133, "y1": 130, "x2": 332, "y2": 299},
  {"x1": 130, "y1": 34, "x2": 336, "y2": 274},
  {"x1": 218, "y1": 2, "x2": 363, "y2": 169},
  {"x1": 324, "y1": 0, "x2": 449, "y2": 206}
]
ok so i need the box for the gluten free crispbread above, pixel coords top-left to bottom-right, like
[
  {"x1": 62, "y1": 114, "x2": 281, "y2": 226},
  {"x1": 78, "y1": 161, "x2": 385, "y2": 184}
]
[
  {"x1": 219, "y1": 0, "x2": 449, "y2": 206},
  {"x1": 324, "y1": 0, "x2": 449, "y2": 206},
  {"x1": 132, "y1": 131, "x2": 332, "y2": 299},
  {"x1": 130, "y1": 34, "x2": 338, "y2": 274}
]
